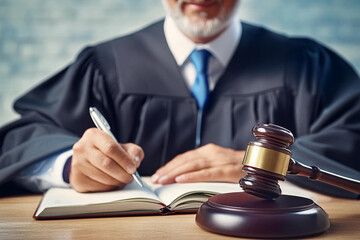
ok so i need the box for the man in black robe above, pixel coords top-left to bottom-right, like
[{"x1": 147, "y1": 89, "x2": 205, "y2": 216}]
[{"x1": 0, "y1": 0, "x2": 359, "y2": 198}]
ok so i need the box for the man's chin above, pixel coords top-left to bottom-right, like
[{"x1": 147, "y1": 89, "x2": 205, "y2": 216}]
[
  {"x1": 163, "y1": 0, "x2": 235, "y2": 39},
  {"x1": 176, "y1": 16, "x2": 226, "y2": 39}
]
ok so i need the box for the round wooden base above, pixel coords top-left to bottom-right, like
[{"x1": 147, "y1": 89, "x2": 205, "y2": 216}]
[{"x1": 196, "y1": 192, "x2": 330, "y2": 238}]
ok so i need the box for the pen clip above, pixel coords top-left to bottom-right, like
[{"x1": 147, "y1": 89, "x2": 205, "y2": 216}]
[
  {"x1": 89, "y1": 107, "x2": 111, "y2": 131},
  {"x1": 98, "y1": 113, "x2": 111, "y2": 130}
]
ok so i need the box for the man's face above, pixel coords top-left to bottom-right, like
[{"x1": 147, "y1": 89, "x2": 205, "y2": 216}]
[{"x1": 163, "y1": 0, "x2": 239, "y2": 42}]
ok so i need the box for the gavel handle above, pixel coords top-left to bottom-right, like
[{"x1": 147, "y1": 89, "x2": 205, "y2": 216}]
[{"x1": 288, "y1": 159, "x2": 360, "y2": 194}]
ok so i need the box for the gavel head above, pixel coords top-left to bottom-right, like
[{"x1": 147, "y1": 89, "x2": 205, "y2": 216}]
[{"x1": 239, "y1": 124, "x2": 295, "y2": 199}]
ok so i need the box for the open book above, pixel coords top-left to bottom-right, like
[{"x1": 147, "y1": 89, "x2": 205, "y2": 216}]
[{"x1": 34, "y1": 178, "x2": 240, "y2": 219}]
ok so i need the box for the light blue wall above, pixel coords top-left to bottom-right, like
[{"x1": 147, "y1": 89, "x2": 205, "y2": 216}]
[{"x1": 1, "y1": 0, "x2": 359, "y2": 126}]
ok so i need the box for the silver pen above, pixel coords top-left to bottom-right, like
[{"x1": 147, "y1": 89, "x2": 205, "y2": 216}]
[{"x1": 89, "y1": 107, "x2": 144, "y2": 187}]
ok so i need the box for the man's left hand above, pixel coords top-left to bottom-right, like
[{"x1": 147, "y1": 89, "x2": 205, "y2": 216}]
[{"x1": 151, "y1": 144, "x2": 245, "y2": 185}]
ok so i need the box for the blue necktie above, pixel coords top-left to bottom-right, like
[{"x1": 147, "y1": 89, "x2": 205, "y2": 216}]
[
  {"x1": 190, "y1": 49, "x2": 211, "y2": 110},
  {"x1": 190, "y1": 49, "x2": 211, "y2": 147}
]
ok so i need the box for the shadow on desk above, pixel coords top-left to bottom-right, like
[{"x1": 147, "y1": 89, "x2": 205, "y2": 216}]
[{"x1": 324, "y1": 216, "x2": 360, "y2": 236}]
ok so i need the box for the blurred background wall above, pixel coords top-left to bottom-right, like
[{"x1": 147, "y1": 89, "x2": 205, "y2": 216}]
[{"x1": 1, "y1": 0, "x2": 359, "y2": 126}]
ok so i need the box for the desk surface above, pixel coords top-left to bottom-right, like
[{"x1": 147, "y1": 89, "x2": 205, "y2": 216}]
[{"x1": 0, "y1": 187, "x2": 359, "y2": 240}]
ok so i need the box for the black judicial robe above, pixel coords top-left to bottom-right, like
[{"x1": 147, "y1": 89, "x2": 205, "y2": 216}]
[{"x1": 1, "y1": 20, "x2": 360, "y2": 198}]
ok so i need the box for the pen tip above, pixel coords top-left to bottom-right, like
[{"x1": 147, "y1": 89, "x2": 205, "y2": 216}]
[{"x1": 133, "y1": 174, "x2": 144, "y2": 188}]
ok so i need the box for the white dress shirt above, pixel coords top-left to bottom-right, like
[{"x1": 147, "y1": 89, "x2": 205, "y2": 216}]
[
  {"x1": 164, "y1": 15, "x2": 241, "y2": 91},
  {"x1": 13, "y1": 150, "x2": 72, "y2": 192},
  {"x1": 14, "y1": 16, "x2": 242, "y2": 192}
]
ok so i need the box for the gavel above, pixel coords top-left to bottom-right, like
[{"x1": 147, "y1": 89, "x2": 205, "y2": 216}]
[{"x1": 239, "y1": 123, "x2": 360, "y2": 199}]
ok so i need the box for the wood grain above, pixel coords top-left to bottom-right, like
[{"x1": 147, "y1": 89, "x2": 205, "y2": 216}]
[{"x1": 0, "y1": 190, "x2": 359, "y2": 240}]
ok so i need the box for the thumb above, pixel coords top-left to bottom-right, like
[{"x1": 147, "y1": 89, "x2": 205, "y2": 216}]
[{"x1": 121, "y1": 143, "x2": 144, "y2": 167}]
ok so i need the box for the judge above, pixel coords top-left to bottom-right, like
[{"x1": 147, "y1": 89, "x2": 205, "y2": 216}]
[{"x1": 1, "y1": 0, "x2": 359, "y2": 198}]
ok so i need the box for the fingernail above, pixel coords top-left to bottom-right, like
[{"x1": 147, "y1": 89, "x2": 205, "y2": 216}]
[
  {"x1": 134, "y1": 155, "x2": 140, "y2": 164},
  {"x1": 158, "y1": 175, "x2": 168, "y2": 184},
  {"x1": 151, "y1": 174, "x2": 159, "y2": 183},
  {"x1": 126, "y1": 164, "x2": 135, "y2": 174},
  {"x1": 175, "y1": 175, "x2": 186, "y2": 183}
]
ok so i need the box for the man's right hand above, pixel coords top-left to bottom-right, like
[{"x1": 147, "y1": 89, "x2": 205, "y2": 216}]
[{"x1": 69, "y1": 128, "x2": 144, "y2": 192}]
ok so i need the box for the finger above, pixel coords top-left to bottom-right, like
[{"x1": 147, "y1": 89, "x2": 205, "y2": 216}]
[
  {"x1": 70, "y1": 168, "x2": 120, "y2": 193},
  {"x1": 175, "y1": 165, "x2": 243, "y2": 183},
  {"x1": 84, "y1": 128, "x2": 137, "y2": 174},
  {"x1": 88, "y1": 149, "x2": 133, "y2": 184},
  {"x1": 151, "y1": 151, "x2": 197, "y2": 183},
  {"x1": 121, "y1": 143, "x2": 144, "y2": 167},
  {"x1": 71, "y1": 149, "x2": 129, "y2": 187},
  {"x1": 175, "y1": 168, "x2": 218, "y2": 183},
  {"x1": 156, "y1": 158, "x2": 210, "y2": 185}
]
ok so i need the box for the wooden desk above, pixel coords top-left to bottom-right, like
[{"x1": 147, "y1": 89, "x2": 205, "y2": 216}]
[{"x1": 0, "y1": 187, "x2": 359, "y2": 240}]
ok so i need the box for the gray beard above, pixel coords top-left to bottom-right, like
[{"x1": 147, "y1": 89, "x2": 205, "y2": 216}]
[{"x1": 163, "y1": 0, "x2": 238, "y2": 39}]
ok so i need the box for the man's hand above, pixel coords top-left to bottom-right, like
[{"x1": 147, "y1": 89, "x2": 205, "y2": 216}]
[
  {"x1": 151, "y1": 144, "x2": 245, "y2": 185},
  {"x1": 69, "y1": 128, "x2": 144, "y2": 192}
]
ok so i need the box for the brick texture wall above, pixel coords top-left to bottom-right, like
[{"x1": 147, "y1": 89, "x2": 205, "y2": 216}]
[{"x1": 1, "y1": 0, "x2": 359, "y2": 126}]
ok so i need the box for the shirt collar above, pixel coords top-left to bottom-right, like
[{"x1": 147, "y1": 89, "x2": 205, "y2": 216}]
[{"x1": 164, "y1": 15, "x2": 241, "y2": 67}]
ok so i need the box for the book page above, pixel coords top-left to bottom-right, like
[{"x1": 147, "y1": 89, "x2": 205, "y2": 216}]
[
  {"x1": 35, "y1": 180, "x2": 162, "y2": 217},
  {"x1": 35, "y1": 178, "x2": 243, "y2": 218},
  {"x1": 153, "y1": 182, "x2": 241, "y2": 208}
]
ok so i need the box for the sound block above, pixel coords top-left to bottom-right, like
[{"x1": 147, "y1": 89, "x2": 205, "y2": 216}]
[{"x1": 196, "y1": 192, "x2": 330, "y2": 238}]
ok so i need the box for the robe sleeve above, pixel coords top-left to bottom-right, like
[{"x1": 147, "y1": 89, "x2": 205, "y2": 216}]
[
  {"x1": 286, "y1": 39, "x2": 360, "y2": 198},
  {"x1": 0, "y1": 46, "x2": 110, "y2": 186}
]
